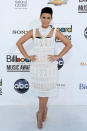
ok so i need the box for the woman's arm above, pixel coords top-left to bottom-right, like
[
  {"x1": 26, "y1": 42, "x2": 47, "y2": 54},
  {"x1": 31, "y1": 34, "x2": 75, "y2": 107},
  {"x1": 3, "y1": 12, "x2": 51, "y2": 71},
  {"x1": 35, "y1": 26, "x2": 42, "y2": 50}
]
[
  {"x1": 16, "y1": 29, "x2": 33, "y2": 58},
  {"x1": 55, "y1": 30, "x2": 72, "y2": 59},
  {"x1": 16, "y1": 29, "x2": 37, "y2": 62},
  {"x1": 48, "y1": 30, "x2": 72, "y2": 62}
]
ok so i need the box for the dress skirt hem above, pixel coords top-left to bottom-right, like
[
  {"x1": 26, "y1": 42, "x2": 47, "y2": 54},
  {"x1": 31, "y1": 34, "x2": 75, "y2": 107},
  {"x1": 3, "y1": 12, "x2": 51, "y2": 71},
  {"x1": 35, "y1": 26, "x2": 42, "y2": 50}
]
[{"x1": 29, "y1": 84, "x2": 58, "y2": 98}]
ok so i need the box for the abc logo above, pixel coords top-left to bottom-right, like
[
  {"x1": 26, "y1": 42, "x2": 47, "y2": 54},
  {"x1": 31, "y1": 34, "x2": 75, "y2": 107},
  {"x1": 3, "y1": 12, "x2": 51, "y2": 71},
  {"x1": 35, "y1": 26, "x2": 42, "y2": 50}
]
[
  {"x1": 57, "y1": 58, "x2": 64, "y2": 70},
  {"x1": 14, "y1": 79, "x2": 29, "y2": 94},
  {"x1": 84, "y1": 28, "x2": 87, "y2": 39}
]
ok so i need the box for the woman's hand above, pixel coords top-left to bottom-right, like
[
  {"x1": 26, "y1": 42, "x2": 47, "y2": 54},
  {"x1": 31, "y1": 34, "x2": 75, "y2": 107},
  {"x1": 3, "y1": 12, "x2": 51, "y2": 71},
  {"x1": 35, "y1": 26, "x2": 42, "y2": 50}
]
[
  {"x1": 26, "y1": 55, "x2": 37, "y2": 62},
  {"x1": 48, "y1": 55, "x2": 60, "y2": 62}
]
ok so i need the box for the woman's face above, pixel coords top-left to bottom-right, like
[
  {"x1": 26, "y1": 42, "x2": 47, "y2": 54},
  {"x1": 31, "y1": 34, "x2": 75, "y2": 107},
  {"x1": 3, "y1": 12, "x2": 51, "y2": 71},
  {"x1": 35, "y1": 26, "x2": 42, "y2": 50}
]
[{"x1": 40, "y1": 13, "x2": 52, "y2": 28}]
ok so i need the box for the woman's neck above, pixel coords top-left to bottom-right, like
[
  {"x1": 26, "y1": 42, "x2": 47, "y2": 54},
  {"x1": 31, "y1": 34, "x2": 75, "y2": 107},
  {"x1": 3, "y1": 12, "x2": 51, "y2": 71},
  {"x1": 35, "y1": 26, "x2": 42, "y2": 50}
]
[{"x1": 41, "y1": 25, "x2": 49, "y2": 29}]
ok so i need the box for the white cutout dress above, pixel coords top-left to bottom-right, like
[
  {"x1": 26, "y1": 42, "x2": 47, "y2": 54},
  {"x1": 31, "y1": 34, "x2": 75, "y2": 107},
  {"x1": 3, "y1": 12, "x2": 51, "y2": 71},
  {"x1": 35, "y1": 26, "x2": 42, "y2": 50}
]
[{"x1": 29, "y1": 26, "x2": 58, "y2": 97}]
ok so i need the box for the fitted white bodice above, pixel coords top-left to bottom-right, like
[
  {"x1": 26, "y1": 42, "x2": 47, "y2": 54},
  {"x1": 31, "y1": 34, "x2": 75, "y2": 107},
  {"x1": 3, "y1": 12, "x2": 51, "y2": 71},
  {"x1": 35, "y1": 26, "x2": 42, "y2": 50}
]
[{"x1": 32, "y1": 26, "x2": 56, "y2": 62}]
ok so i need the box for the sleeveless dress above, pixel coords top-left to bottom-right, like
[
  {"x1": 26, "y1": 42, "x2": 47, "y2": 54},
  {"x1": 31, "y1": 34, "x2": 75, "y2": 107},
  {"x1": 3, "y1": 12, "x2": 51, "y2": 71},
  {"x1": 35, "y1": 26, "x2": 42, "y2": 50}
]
[{"x1": 29, "y1": 26, "x2": 58, "y2": 98}]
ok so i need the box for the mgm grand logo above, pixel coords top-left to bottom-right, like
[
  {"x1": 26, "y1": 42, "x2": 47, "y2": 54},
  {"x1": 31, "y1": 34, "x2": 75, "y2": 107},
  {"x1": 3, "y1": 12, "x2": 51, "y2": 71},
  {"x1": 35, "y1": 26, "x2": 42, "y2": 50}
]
[
  {"x1": 14, "y1": 0, "x2": 27, "y2": 9},
  {"x1": 78, "y1": 0, "x2": 87, "y2": 13},
  {"x1": 6, "y1": 55, "x2": 31, "y2": 72},
  {"x1": 56, "y1": 25, "x2": 72, "y2": 42}
]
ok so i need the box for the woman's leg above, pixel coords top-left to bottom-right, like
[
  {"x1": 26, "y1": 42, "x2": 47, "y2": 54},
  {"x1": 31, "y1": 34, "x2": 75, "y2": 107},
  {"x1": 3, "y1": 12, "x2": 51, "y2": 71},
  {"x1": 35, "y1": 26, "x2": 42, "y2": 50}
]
[
  {"x1": 41, "y1": 97, "x2": 48, "y2": 121},
  {"x1": 39, "y1": 97, "x2": 48, "y2": 113},
  {"x1": 36, "y1": 97, "x2": 48, "y2": 128}
]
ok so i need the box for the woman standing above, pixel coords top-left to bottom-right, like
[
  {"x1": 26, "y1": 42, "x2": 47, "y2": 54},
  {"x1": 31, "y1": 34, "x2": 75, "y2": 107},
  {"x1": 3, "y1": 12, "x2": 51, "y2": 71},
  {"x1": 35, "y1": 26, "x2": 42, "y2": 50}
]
[{"x1": 16, "y1": 7, "x2": 72, "y2": 129}]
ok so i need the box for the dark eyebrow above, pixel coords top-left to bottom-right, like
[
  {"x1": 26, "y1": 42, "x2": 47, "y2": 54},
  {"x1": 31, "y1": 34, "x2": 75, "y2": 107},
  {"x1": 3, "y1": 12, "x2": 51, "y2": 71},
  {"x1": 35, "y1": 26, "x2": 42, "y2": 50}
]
[{"x1": 47, "y1": 17, "x2": 50, "y2": 19}]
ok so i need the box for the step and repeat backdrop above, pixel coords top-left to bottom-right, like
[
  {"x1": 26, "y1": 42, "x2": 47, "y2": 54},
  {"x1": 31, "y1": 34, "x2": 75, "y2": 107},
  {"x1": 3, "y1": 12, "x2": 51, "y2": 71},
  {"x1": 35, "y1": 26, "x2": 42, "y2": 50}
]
[{"x1": 0, "y1": 0, "x2": 87, "y2": 105}]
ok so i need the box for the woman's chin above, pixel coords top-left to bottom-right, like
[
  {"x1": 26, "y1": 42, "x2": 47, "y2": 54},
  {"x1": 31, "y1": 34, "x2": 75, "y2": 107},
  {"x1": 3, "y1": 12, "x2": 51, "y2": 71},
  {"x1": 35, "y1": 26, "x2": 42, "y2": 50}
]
[{"x1": 42, "y1": 25, "x2": 49, "y2": 28}]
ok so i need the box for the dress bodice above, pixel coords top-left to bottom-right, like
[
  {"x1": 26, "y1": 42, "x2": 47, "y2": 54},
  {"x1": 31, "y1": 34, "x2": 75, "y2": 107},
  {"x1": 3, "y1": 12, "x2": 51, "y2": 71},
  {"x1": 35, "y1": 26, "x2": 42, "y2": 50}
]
[{"x1": 32, "y1": 26, "x2": 56, "y2": 55}]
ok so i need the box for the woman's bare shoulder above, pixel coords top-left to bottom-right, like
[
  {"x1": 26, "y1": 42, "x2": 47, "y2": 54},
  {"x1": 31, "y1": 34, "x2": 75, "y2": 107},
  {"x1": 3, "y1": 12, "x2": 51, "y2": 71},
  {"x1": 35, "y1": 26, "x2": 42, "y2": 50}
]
[
  {"x1": 21, "y1": 29, "x2": 33, "y2": 39},
  {"x1": 55, "y1": 28, "x2": 65, "y2": 38},
  {"x1": 27, "y1": 29, "x2": 33, "y2": 37},
  {"x1": 16, "y1": 29, "x2": 33, "y2": 45}
]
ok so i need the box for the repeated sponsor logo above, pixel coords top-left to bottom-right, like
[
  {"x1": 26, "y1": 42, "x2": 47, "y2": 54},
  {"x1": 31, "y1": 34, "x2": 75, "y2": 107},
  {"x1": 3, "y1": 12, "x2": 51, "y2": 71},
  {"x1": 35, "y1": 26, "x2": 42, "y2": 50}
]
[
  {"x1": 55, "y1": 25, "x2": 72, "y2": 42},
  {"x1": 57, "y1": 58, "x2": 64, "y2": 70},
  {"x1": 14, "y1": 79, "x2": 29, "y2": 93},
  {"x1": 78, "y1": 0, "x2": 87, "y2": 13},
  {"x1": 12, "y1": 30, "x2": 28, "y2": 35},
  {"x1": 14, "y1": 0, "x2": 28, "y2": 9},
  {"x1": 80, "y1": 62, "x2": 87, "y2": 66},
  {"x1": 79, "y1": 83, "x2": 87, "y2": 89},
  {"x1": 84, "y1": 27, "x2": 87, "y2": 38},
  {"x1": 0, "y1": 79, "x2": 2, "y2": 95},
  {"x1": 56, "y1": 83, "x2": 66, "y2": 89},
  {"x1": 48, "y1": 0, "x2": 69, "y2": 6},
  {"x1": 6, "y1": 55, "x2": 31, "y2": 72}
]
